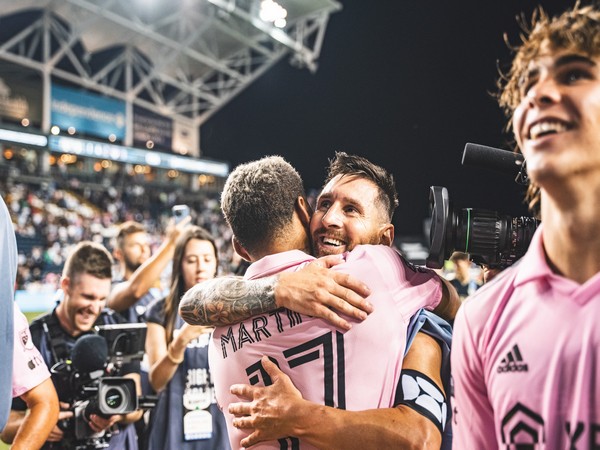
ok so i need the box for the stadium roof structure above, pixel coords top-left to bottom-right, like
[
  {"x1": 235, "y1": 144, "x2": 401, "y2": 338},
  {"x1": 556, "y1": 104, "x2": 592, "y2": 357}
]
[{"x1": 0, "y1": 0, "x2": 341, "y2": 129}]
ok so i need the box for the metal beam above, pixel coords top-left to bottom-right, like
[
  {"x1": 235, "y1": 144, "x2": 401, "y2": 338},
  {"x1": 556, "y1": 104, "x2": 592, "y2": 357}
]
[{"x1": 63, "y1": 0, "x2": 245, "y2": 80}]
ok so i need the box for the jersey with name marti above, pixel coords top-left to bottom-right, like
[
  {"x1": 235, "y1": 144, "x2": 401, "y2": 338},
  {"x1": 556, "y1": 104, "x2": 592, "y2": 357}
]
[
  {"x1": 209, "y1": 245, "x2": 442, "y2": 450},
  {"x1": 451, "y1": 226, "x2": 600, "y2": 449}
]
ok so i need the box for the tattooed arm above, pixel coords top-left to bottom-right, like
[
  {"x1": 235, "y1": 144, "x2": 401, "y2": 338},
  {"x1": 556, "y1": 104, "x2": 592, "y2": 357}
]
[
  {"x1": 179, "y1": 257, "x2": 372, "y2": 329},
  {"x1": 179, "y1": 276, "x2": 277, "y2": 326}
]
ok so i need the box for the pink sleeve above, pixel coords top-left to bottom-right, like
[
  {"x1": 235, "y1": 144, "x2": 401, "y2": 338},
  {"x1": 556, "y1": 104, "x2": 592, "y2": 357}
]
[
  {"x1": 451, "y1": 302, "x2": 498, "y2": 449},
  {"x1": 386, "y1": 250, "x2": 442, "y2": 316},
  {"x1": 12, "y1": 306, "x2": 50, "y2": 398},
  {"x1": 399, "y1": 262, "x2": 442, "y2": 312},
  {"x1": 345, "y1": 246, "x2": 441, "y2": 320}
]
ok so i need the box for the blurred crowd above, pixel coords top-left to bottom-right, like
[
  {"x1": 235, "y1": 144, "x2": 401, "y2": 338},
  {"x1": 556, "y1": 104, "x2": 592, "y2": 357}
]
[{"x1": 1, "y1": 179, "x2": 237, "y2": 294}]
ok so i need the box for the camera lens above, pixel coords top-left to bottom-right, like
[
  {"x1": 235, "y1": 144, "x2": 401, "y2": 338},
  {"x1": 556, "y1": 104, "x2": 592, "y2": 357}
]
[
  {"x1": 452, "y1": 209, "x2": 539, "y2": 268},
  {"x1": 427, "y1": 186, "x2": 539, "y2": 269},
  {"x1": 104, "y1": 387, "x2": 124, "y2": 409}
]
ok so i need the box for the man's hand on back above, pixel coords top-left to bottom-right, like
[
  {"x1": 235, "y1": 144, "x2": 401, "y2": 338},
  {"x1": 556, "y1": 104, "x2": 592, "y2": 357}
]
[{"x1": 229, "y1": 356, "x2": 306, "y2": 447}]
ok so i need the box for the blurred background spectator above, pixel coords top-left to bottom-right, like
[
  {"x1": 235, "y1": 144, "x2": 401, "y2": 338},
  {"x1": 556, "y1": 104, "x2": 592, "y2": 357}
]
[{"x1": 1, "y1": 177, "x2": 235, "y2": 313}]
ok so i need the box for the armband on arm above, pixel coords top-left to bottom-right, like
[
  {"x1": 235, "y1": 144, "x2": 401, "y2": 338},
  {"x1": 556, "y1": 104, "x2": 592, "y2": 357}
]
[
  {"x1": 396, "y1": 369, "x2": 448, "y2": 434},
  {"x1": 179, "y1": 275, "x2": 278, "y2": 326}
]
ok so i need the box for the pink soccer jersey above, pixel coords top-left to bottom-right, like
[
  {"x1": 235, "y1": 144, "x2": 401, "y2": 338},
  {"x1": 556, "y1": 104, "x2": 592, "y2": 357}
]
[
  {"x1": 209, "y1": 245, "x2": 442, "y2": 450},
  {"x1": 12, "y1": 304, "x2": 50, "y2": 398},
  {"x1": 452, "y1": 226, "x2": 600, "y2": 449}
]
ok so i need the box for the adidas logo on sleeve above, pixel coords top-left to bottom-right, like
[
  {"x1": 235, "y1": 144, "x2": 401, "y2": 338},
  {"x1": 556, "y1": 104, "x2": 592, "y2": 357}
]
[{"x1": 497, "y1": 344, "x2": 529, "y2": 373}]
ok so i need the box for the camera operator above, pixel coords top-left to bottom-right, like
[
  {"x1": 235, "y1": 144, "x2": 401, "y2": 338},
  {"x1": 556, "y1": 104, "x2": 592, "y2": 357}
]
[
  {"x1": 7, "y1": 241, "x2": 143, "y2": 450},
  {"x1": 452, "y1": 4, "x2": 600, "y2": 448}
]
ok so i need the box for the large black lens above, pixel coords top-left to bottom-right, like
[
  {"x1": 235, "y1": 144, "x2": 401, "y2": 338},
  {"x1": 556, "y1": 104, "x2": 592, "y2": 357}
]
[
  {"x1": 450, "y1": 208, "x2": 539, "y2": 268},
  {"x1": 426, "y1": 186, "x2": 539, "y2": 269}
]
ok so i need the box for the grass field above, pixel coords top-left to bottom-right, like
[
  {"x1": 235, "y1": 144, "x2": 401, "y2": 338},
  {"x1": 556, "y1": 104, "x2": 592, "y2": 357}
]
[{"x1": 24, "y1": 310, "x2": 45, "y2": 322}]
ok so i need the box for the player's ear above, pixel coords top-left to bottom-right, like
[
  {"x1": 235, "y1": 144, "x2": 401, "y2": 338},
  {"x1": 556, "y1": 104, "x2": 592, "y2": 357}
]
[
  {"x1": 232, "y1": 236, "x2": 251, "y2": 262},
  {"x1": 60, "y1": 276, "x2": 71, "y2": 295},
  {"x1": 295, "y1": 196, "x2": 312, "y2": 228},
  {"x1": 379, "y1": 223, "x2": 394, "y2": 247}
]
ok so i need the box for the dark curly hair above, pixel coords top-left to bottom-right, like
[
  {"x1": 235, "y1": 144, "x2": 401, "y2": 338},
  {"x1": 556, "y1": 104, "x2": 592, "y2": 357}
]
[{"x1": 497, "y1": 3, "x2": 600, "y2": 215}]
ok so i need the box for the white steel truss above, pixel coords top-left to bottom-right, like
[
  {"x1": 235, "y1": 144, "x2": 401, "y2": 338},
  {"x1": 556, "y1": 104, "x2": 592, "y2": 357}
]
[{"x1": 0, "y1": 0, "x2": 341, "y2": 130}]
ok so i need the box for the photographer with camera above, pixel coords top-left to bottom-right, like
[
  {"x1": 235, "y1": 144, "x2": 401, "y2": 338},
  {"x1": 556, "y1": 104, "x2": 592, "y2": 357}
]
[
  {"x1": 7, "y1": 241, "x2": 143, "y2": 450},
  {"x1": 451, "y1": 4, "x2": 600, "y2": 448}
]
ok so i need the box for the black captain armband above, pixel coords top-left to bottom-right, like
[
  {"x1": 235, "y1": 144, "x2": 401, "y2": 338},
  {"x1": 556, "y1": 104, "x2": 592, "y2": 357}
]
[{"x1": 396, "y1": 369, "x2": 448, "y2": 434}]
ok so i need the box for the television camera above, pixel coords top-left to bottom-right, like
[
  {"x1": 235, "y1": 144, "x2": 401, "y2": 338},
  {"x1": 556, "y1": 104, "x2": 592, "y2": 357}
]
[
  {"x1": 53, "y1": 323, "x2": 156, "y2": 450},
  {"x1": 426, "y1": 143, "x2": 540, "y2": 270}
]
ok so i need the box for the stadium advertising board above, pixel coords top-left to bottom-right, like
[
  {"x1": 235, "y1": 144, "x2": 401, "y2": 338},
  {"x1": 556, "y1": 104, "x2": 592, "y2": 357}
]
[
  {"x1": 51, "y1": 83, "x2": 126, "y2": 141},
  {"x1": 133, "y1": 105, "x2": 173, "y2": 151},
  {"x1": 0, "y1": 62, "x2": 42, "y2": 126}
]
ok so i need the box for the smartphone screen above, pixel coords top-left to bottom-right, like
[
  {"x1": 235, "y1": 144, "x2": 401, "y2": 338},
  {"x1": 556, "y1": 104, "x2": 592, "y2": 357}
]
[{"x1": 172, "y1": 204, "x2": 190, "y2": 224}]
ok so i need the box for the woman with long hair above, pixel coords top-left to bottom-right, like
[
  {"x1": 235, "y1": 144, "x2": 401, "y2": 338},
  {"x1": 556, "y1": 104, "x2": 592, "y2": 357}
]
[{"x1": 145, "y1": 225, "x2": 230, "y2": 450}]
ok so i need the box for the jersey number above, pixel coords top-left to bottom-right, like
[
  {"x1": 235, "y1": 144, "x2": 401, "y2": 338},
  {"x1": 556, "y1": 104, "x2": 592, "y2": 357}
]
[{"x1": 245, "y1": 331, "x2": 346, "y2": 449}]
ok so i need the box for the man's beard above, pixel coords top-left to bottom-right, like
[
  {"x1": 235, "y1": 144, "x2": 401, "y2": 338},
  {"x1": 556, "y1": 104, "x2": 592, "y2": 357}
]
[
  {"x1": 125, "y1": 259, "x2": 142, "y2": 273},
  {"x1": 311, "y1": 228, "x2": 349, "y2": 257},
  {"x1": 311, "y1": 228, "x2": 381, "y2": 257}
]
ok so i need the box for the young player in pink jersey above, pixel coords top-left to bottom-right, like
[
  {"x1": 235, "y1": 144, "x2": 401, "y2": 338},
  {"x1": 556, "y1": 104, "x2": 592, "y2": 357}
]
[
  {"x1": 182, "y1": 154, "x2": 458, "y2": 449},
  {"x1": 451, "y1": 4, "x2": 600, "y2": 448},
  {"x1": 2, "y1": 304, "x2": 59, "y2": 450},
  {"x1": 0, "y1": 194, "x2": 58, "y2": 450}
]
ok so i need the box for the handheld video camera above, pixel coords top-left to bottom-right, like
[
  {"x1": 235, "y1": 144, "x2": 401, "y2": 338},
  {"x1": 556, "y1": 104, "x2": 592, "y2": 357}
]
[
  {"x1": 426, "y1": 186, "x2": 539, "y2": 269},
  {"x1": 56, "y1": 323, "x2": 154, "y2": 450},
  {"x1": 425, "y1": 143, "x2": 540, "y2": 270}
]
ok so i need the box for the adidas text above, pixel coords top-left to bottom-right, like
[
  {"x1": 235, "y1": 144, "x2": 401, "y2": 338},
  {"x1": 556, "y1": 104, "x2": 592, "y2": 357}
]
[{"x1": 497, "y1": 363, "x2": 528, "y2": 373}]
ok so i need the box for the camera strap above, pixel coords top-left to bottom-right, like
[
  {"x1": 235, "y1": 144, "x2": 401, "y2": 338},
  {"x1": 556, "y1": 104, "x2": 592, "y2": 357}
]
[{"x1": 41, "y1": 312, "x2": 72, "y2": 365}]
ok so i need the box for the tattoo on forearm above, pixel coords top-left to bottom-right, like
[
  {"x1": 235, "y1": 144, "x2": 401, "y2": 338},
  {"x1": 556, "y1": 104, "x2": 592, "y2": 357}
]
[{"x1": 179, "y1": 275, "x2": 278, "y2": 326}]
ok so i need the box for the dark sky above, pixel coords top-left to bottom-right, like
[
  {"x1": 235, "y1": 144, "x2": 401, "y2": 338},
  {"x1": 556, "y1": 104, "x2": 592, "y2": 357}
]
[{"x1": 200, "y1": 0, "x2": 572, "y2": 236}]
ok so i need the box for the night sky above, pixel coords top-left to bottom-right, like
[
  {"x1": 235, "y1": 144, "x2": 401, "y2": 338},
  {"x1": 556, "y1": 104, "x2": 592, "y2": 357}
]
[{"x1": 201, "y1": 0, "x2": 573, "y2": 237}]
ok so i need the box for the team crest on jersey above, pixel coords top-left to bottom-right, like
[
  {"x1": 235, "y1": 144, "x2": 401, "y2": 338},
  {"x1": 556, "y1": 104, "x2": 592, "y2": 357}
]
[
  {"x1": 501, "y1": 402, "x2": 545, "y2": 448},
  {"x1": 19, "y1": 328, "x2": 34, "y2": 349}
]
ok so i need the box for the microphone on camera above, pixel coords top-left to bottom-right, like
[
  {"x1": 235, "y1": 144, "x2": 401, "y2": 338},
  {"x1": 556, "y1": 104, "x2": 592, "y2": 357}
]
[
  {"x1": 70, "y1": 334, "x2": 108, "y2": 373},
  {"x1": 462, "y1": 143, "x2": 528, "y2": 184}
]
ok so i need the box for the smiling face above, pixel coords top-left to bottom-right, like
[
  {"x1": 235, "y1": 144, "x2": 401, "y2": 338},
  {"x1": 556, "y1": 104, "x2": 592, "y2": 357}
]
[
  {"x1": 59, "y1": 273, "x2": 112, "y2": 336},
  {"x1": 181, "y1": 238, "x2": 218, "y2": 290},
  {"x1": 512, "y1": 48, "x2": 600, "y2": 188},
  {"x1": 310, "y1": 174, "x2": 393, "y2": 256}
]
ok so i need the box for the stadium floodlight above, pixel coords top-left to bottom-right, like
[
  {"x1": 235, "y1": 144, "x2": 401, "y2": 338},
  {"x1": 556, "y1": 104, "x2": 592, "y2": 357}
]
[{"x1": 259, "y1": 0, "x2": 287, "y2": 28}]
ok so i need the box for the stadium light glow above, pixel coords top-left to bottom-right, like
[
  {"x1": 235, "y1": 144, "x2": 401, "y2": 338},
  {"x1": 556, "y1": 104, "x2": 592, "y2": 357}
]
[
  {"x1": 48, "y1": 135, "x2": 230, "y2": 176},
  {"x1": 0, "y1": 129, "x2": 48, "y2": 147},
  {"x1": 259, "y1": 0, "x2": 287, "y2": 28}
]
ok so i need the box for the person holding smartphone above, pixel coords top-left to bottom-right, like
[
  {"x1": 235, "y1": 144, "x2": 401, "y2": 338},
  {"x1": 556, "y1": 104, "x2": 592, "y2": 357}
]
[
  {"x1": 107, "y1": 207, "x2": 192, "y2": 449},
  {"x1": 107, "y1": 207, "x2": 191, "y2": 322}
]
